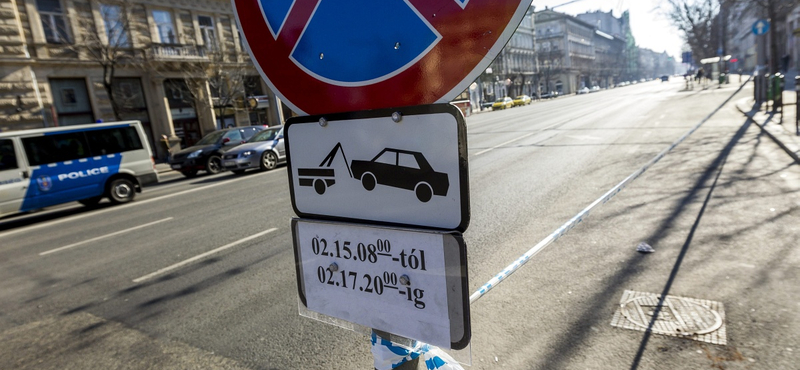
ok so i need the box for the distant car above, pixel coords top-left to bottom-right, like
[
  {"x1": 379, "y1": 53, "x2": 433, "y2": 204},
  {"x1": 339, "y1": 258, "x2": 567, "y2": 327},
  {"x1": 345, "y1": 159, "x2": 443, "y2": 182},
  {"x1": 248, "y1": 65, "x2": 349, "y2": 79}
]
[
  {"x1": 578, "y1": 87, "x2": 590, "y2": 94},
  {"x1": 492, "y1": 97, "x2": 514, "y2": 110},
  {"x1": 660, "y1": 75, "x2": 670, "y2": 82},
  {"x1": 221, "y1": 126, "x2": 285, "y2": 174},
  {"x1": 168, "y1": 126, "x2": 264, "y2": 178},
  {"x1": 540, "y1": 91, "x2": 559, "y2": 99},
  {"x1": 590, "y1": 86, "x2": 601, "y2": 93},
  {"x1": 350, "y1": 148, "x2": 449, "y2": 203},
  {"x1": 513, "y1": 95, "x2": 532, "y2": 106}
]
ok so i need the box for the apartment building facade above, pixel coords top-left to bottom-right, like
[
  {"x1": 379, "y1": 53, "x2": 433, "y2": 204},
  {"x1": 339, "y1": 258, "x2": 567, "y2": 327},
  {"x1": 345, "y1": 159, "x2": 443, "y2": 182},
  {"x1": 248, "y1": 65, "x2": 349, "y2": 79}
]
[
  {"x1": 535, "y1": 9, "x2": 596, "y2": 94},
  {"x1": 0, "y1": 0, "x2": 283, "y2": 160}
]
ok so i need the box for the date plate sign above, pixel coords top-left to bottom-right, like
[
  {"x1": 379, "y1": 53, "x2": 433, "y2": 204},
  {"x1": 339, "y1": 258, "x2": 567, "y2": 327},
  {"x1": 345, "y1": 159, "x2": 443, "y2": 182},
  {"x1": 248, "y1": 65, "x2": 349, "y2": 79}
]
[{"x1": 292, "y1": 218, "x2": 470, "y2": 350}]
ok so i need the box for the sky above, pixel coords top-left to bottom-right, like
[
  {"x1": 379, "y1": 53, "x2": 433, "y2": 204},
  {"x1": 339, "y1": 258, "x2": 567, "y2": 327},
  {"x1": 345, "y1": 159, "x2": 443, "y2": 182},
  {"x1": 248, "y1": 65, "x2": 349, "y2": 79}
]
[{"x1": 533, "y1": 0, "x2": 686, "y2": 59}]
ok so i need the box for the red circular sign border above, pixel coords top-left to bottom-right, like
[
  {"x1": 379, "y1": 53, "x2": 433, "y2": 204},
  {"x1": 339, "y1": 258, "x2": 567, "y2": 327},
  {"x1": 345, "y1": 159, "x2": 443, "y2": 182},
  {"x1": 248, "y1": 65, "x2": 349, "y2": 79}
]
[{"x1": 233, "y1": 0, "x2": 530, "y2": 115}]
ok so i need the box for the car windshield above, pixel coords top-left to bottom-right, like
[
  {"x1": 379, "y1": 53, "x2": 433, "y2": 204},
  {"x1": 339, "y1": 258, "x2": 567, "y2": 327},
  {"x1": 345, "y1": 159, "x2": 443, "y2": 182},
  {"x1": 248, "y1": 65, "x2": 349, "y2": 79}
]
[
  {"x1": 195, "y1": 130, "x2": 226, "y2": 146},
  {"x1": 495, "y1": 99, "x2": 505, "y2": 102},
  {"x1": 516, "y1": 96, "x2": 524, "y2": 99},
  {"x1": 248, "y1": 128, "x2": 280, "y2": 142}
]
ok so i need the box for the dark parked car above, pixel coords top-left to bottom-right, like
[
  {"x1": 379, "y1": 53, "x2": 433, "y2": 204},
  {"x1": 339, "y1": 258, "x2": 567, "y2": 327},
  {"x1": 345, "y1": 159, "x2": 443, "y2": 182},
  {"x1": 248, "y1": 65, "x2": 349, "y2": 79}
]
[
  {"x1": 350, "y1": 148, "x2": 449, "y2": 203},
  {"x1": 169, "y1": 126, "x2": 264, "y2": 178}
]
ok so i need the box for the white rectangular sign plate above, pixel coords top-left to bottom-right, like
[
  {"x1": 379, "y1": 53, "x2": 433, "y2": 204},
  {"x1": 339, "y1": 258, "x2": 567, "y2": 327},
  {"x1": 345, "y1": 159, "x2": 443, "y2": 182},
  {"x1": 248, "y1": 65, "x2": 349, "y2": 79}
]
[
  {"x1": 292, "y1": 218, "x2": 471, "y2": 350},
  {"x1": 285, "y1": 104, "x2": 470, "y2": 232}
]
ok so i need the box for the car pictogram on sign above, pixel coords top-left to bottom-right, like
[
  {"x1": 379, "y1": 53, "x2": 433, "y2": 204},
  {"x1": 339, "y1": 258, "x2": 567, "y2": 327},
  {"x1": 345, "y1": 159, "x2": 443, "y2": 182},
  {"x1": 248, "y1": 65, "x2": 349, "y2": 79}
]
[
  {"x1": 351, "y1": 148, "x2": 449, "y2": 203},
  {"x1": 297, "y1": 143, "x2": 449, "y2": 203}
]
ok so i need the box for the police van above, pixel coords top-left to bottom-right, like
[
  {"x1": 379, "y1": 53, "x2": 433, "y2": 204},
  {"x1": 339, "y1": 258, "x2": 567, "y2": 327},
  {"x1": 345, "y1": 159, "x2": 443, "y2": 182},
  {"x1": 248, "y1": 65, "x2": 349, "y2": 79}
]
[{"x1": 0, "y1": 121, "x2": 158, "y2": 218}]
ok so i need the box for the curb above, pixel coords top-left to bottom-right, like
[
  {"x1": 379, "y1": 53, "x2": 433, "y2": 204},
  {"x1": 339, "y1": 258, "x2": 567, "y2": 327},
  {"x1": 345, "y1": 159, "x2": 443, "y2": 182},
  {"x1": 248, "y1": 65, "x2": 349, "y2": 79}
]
[{"x1": 734, "y1": 97, "x2": 800, "y2": 164}]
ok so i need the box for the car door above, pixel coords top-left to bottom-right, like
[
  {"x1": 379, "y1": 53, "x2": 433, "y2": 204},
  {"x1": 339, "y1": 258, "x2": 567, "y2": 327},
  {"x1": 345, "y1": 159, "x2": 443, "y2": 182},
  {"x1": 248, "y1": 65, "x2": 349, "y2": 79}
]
[
  {"x1": 0, "y1": 138, "x2": 29, "y2": 217},
  {"x1": 275, "y1": 128, "x2": 286, "y2": 159}
]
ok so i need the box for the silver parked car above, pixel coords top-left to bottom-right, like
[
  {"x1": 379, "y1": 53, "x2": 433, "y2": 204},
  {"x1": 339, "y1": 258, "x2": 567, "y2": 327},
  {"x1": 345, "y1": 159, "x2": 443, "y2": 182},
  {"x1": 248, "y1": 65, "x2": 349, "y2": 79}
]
[{"x1": 221, "y1": 126, "x2": 285, "y2": 174}]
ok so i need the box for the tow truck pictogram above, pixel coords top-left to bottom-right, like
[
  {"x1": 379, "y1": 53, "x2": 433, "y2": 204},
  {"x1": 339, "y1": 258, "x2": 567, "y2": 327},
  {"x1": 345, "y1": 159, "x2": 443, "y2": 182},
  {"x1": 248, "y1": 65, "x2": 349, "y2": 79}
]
[
  {"x1": 297, "y1": 143, "x2": 449, "y2": 202},
  {"x1": 298, "y1": 143, "x2": 352, "y2": 195}
]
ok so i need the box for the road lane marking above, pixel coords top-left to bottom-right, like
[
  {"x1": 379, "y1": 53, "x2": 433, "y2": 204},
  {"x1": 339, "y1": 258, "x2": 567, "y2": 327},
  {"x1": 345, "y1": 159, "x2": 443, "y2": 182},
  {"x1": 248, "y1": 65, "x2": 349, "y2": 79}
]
[
  {"x1": 39, "y1": 218, "x2": 174, "y2": 256},
  {"x1": 0, "y1": 169, "x2": 285, "y2": 239},
  {"x1": 473, "y1": 121, "x2": 564, "y2": 157},
  {"x1": 469, "y1": 76, "x2": 753, "y2": 304},
  {"x1": 132, "y1": 228, "x2": 278, "y2": 283}
]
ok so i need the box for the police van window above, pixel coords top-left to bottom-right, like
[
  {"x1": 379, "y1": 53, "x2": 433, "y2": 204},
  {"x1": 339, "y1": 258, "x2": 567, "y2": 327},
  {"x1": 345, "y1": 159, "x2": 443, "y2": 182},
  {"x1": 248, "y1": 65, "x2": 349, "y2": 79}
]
[
  {"x1": 85, "y1": 127, "x2": 143, "y2": 155},
  {"x1": 22, "y1": 132, "x2": 90, "y2": 166},
  {"x1": 0, "y1": 139, "x2": 18, "y2": 171}
]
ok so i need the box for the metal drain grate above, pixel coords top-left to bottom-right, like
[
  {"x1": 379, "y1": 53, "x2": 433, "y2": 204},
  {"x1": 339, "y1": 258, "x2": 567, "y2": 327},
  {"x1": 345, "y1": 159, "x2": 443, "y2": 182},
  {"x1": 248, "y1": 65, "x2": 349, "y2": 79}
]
[{"x1": 611, "y1": 290, "x2": 726, "y2": 345}]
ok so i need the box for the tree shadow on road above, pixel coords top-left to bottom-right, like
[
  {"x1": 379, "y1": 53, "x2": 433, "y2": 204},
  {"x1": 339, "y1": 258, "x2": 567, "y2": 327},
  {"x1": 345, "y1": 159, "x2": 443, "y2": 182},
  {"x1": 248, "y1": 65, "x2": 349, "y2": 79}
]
[{"x1": 520, "y1": 113, "x2": 755, "y2": 370}]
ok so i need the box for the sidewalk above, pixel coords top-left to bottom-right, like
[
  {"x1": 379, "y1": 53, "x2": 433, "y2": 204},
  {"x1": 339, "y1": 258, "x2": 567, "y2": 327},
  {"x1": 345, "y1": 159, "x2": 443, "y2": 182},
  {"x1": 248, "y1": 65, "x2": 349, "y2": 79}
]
[
  {"x1": 155, "y1": 163, "x2": 175, "y2": 175},
  {"x1": 734, "y1": 89, "x2": 800, "y2": 163}
]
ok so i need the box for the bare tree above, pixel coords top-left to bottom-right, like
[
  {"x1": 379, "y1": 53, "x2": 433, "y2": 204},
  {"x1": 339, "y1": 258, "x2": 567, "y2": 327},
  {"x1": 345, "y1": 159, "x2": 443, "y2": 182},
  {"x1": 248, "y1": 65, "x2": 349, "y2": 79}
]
[
  {"x1": 744, "y1": 0, "x2": 799, "y2": 73},
  {"x1": 663, "y1": 0, "x2": 718, "y2": 66},
  {"x1": 169, "y1": 49, "x2": 253, "y2": 128},
  {"x1": 665, "y1": 0, "x2": 800, "y2": 73},
  {"x1": 538, "y1": 48, "x2": 565, "y2": 94},
  {"x1": 206, "y1": 51, "x2": 253, "y2": 126},
  {"x1": 69, "y1": 0, "x2": 149, "y2": 120}
]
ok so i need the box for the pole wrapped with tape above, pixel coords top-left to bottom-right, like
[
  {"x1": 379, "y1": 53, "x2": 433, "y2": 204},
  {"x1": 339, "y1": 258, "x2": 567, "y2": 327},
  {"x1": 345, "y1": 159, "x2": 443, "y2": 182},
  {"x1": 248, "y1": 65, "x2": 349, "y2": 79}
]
[{"x1": 370, "y1": 332, "x2": 463, "y2": 370}]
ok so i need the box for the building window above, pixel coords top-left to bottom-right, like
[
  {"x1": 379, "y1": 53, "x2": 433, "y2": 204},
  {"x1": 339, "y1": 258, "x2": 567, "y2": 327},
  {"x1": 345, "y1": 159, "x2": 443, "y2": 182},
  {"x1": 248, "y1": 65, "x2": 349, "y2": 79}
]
[
  {"x1": 238, "y1": 30, "x2": 246, "y2": 51},
  {"x1": 198, "y1": 15, "x2": 217, "y2": 50},
  {"x1": 152, "y1": 10, "x2": 176, "y2": 44},
  {"x1": 50, "y1": 79, "x2": 94, "y2": 126},
  {"x1": 101, "y1": 4, "x2": 129, "y2": 47},
  {"x1": 37, "y1": 0, "x2": 71, "y2": 44}
]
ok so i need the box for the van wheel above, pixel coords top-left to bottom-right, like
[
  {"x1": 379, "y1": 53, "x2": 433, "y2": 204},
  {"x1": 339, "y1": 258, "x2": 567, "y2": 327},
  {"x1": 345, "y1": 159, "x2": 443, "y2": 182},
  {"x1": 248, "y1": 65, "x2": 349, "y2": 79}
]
[
  {"x1": 78, "y1": 196, "x2": 102, "y2": 207},
  {"x1": 206, "y1": 155, "x2": 222, "y2": 174},
  {"x1": 108, "y1": 178, "x2": 135, "y2": 204},
  {"x1": 181, "y1": 170, "x2": 198, "y2": 178}
]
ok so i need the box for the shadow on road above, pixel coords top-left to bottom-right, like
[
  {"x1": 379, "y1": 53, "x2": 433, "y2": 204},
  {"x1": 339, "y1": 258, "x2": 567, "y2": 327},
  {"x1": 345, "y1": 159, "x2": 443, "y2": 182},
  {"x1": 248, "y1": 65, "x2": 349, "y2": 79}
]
[
  {"x1": 626, "y1": 115, "x2": 750, "y2": 370},
  {"x1": 524, "y1": 109, "x2": 759, "y2": 369},
  {"x1": 0, "y1": 168, "x2": 279, "y2": 233}
]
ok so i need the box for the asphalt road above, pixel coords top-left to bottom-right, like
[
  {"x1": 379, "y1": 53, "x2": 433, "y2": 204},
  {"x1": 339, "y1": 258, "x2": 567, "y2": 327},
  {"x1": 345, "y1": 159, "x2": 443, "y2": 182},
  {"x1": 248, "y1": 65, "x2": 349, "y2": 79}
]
[{"x1": 1, "y1": 78, "x2": 798, "y2": 370}]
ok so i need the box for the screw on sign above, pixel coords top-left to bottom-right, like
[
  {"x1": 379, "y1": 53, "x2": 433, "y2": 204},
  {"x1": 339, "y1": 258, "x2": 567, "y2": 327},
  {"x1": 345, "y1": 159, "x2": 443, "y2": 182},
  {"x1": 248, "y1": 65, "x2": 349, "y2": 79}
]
[{"x1": 234, "y1": 0, "x2": 531, "y2": 114}]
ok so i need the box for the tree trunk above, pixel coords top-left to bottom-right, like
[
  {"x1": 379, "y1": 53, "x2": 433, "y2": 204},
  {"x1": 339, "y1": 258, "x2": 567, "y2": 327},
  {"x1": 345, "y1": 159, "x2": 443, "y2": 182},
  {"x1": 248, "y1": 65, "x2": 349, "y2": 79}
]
[
  {"x1": 103, "y1": 64, "x2": 123, "y2": 121},
  {"x1": 768, "y1": 0, "x2": 779, "y2": 74}
]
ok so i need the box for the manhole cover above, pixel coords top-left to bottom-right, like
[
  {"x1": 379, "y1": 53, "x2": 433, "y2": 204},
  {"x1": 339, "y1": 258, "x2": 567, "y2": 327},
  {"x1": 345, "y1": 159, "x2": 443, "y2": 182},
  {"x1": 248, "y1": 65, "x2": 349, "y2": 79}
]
[{"x1": 611, "y1": 290, "x2": 726, "y2": 345}]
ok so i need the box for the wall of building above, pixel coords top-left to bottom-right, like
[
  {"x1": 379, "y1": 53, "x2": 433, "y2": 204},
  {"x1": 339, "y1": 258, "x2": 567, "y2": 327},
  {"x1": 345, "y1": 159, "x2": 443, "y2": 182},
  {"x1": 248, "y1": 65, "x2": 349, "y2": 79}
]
[{"x1": 0, "y1": 0, "x2": 283, "y2": 161}]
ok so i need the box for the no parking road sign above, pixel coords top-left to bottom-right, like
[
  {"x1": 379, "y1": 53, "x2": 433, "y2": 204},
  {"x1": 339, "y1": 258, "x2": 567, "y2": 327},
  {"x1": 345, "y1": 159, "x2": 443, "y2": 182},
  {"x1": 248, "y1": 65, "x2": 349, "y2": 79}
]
[{"x1": 234, "y1": 0, "x2": 531, "y2": 114}]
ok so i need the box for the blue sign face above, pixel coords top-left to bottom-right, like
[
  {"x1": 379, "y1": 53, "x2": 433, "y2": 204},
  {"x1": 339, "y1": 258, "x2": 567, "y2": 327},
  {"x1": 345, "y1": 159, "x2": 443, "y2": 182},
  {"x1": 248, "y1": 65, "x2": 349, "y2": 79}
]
[
  {"x1": 289, "y1": 0, "x2": 440, "y2": 85},
  {"x1": 752, "y1": 19, "x2": 770, "y2": 36}
]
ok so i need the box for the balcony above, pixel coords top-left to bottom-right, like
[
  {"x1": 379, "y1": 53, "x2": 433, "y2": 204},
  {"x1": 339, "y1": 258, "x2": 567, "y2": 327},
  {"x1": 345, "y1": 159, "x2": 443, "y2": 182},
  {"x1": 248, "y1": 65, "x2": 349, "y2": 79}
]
[{"x1": 151, "y1": 44, "x2": 207, "y2": 61}]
